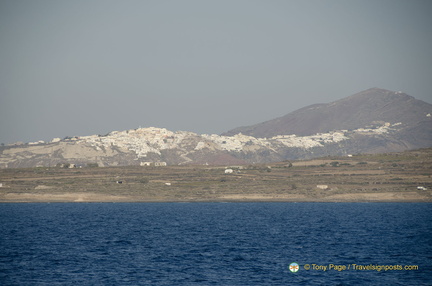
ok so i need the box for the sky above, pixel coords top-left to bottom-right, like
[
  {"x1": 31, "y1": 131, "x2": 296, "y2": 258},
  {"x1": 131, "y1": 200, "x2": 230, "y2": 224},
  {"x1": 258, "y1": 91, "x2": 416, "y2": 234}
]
[{"x1": 1, "y1": 0, "x2": 432, "y2": 144}]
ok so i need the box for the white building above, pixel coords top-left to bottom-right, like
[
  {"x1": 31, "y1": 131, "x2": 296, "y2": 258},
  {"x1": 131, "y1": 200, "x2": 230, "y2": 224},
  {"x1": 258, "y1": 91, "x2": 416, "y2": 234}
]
[
  {"x1": 140, "y1": 161, "x2": 167, "y2": 166},
  {"x1": 317, "y1": 185, "x2": 329, "y2": 190}
]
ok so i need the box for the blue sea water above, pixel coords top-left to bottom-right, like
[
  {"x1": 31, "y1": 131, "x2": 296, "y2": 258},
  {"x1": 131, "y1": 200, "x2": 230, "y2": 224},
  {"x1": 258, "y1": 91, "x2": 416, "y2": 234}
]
[{"x1": 1, "y1": 203, "x2": 431, "y2": 285}]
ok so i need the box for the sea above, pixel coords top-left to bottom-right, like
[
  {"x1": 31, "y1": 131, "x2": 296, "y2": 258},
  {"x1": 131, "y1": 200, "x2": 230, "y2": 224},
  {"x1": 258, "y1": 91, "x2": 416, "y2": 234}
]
[{"x1": 1, "y1": 202, "x2": 431, "y2": 285}]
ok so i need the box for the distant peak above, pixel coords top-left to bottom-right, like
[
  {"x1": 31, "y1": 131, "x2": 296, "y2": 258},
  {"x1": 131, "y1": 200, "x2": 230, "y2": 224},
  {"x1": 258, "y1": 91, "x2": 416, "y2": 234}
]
[
  {"x1": 362, "y1": 87, "x2": 410, "y2": 96},
  {"x1": 367, "y1": 87, "x2": 387, "y2": 91},
  {"x1": 348, "y1": 88, "x2": 413, "y2": 101},
  {"x1": 361, "y1": 87, "x2": 394, "y2": 94}
]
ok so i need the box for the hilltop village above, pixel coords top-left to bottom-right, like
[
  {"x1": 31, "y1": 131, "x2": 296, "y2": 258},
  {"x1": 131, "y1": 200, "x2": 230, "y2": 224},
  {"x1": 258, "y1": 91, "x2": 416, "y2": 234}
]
[
  {"x1": 0, "y1": 124, "x2": 398, "y2": 169},
  {"x1": 3, "y1": 88, "x2": 431, "y2": 169}
]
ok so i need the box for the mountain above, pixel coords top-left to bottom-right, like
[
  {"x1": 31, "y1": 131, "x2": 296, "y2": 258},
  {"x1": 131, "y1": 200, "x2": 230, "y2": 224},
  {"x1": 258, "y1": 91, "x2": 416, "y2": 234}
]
[
  {"x1": 223, "y1": 88, "x2": 431, "y2": 138},
  {"x1": 1, "y1": 88, "x2": 431, "y2": 168}
]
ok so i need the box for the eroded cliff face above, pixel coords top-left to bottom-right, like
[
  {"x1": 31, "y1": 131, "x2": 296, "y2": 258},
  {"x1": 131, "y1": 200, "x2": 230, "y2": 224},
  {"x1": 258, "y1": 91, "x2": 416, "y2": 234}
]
[{"x1": 0, "y1": 122, "x2": 415, "y2": 168}]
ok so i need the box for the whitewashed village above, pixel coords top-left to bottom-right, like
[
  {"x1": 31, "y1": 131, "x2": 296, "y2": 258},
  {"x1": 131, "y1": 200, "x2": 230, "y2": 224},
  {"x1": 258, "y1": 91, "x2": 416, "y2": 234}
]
[{"x1": 0, "y1": 123, "x2": 400, "y2": 169}]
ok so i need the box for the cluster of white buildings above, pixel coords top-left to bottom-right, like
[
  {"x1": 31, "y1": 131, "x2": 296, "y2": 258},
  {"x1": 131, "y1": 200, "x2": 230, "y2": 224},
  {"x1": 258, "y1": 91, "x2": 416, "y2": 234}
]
[
  {"x1": 74, "y1": 126, "x2": 355, "y2": 161},
  {"x1": 39, "y1": 123, "x2": 395, "y2": 166},
  {"x1": 352, "y1": 122, "x2": 394, "y2": 135}
]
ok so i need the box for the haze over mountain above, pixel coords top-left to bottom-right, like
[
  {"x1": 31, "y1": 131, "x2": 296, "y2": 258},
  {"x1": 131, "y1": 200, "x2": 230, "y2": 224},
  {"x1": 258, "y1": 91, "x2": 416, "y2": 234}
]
[{"x1": 1, "y1": 88, "x2": 431, "y2": 168}]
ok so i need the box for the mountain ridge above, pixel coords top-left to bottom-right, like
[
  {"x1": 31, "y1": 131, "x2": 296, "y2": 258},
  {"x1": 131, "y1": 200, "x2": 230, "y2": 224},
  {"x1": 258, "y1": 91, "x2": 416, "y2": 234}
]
[
  {"x1": 1, "y1": 88, "x2": 431, "y2": 168},
  {"x1": 223, "y1": 88, "x2": 431, "y2": 137}
]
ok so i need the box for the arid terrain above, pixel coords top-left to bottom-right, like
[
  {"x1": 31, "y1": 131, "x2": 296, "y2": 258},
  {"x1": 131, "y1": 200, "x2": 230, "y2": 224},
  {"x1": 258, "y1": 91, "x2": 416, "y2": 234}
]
[{"x1": 1, "y1": 148, "x2": 431, "y2": 203}]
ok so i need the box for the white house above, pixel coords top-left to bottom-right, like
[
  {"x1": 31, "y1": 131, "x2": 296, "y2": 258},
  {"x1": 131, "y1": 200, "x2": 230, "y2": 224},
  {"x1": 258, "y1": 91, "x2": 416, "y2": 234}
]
[
  {"x1": 317, "y1": 185, "x2": 329, "y2": 190},
  {"x1": 140, "y1": 161, "x2": 167, "y2": 166}
]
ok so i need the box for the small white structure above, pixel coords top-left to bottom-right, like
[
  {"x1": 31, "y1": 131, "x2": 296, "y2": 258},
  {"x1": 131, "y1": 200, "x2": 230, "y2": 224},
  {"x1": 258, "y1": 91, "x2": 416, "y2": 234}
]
[
  {"x1": 165, "y1": 182, "x2": 171, "y2": 186},
  {"x1": 0, "y1": 183, "x2": 3, "y2": 188},
  {"x1": 228, "y1": 166, "x2": 244, "y2": 170},
  {"x1": 225, "y1": 168, "x2": 234, "y2": 174},
  {"x1": 417, "y1": 186, "x2": 427, "y2": 191},
  {"x1": 28, "y1": 140, "x2": 45, "y2": 145},
  {"x1": 140, "y1": 161, "x2": 167, "y2": 166},
  {"x1": 317, "y1": 185, "x2": 329, "y2": 190}
]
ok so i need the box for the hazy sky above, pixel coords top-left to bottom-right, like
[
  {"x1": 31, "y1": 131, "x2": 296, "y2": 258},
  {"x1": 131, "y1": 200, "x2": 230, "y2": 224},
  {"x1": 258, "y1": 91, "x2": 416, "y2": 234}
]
[{"x1": 1, "y1": 0, "x2": 431, "y2": 144}]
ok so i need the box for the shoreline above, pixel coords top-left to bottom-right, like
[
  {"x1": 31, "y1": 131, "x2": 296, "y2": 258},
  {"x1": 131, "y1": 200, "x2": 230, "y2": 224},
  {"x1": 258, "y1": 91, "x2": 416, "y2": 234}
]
[{"x1": 1, "y1": 191, "x2": 431, "y2": 203}]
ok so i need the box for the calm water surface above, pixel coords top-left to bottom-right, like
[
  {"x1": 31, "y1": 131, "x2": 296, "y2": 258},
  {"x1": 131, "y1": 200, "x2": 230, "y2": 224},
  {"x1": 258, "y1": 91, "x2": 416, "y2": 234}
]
[{"x1": 1, "y1": 203, "x2": 431, "y2": 285}]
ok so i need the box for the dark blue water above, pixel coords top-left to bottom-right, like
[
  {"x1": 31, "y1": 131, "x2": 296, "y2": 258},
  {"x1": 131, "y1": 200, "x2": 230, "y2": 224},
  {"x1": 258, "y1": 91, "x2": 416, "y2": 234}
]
[{"x1": 1, "y1": 203, "x2": 431, "y2": 285}]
